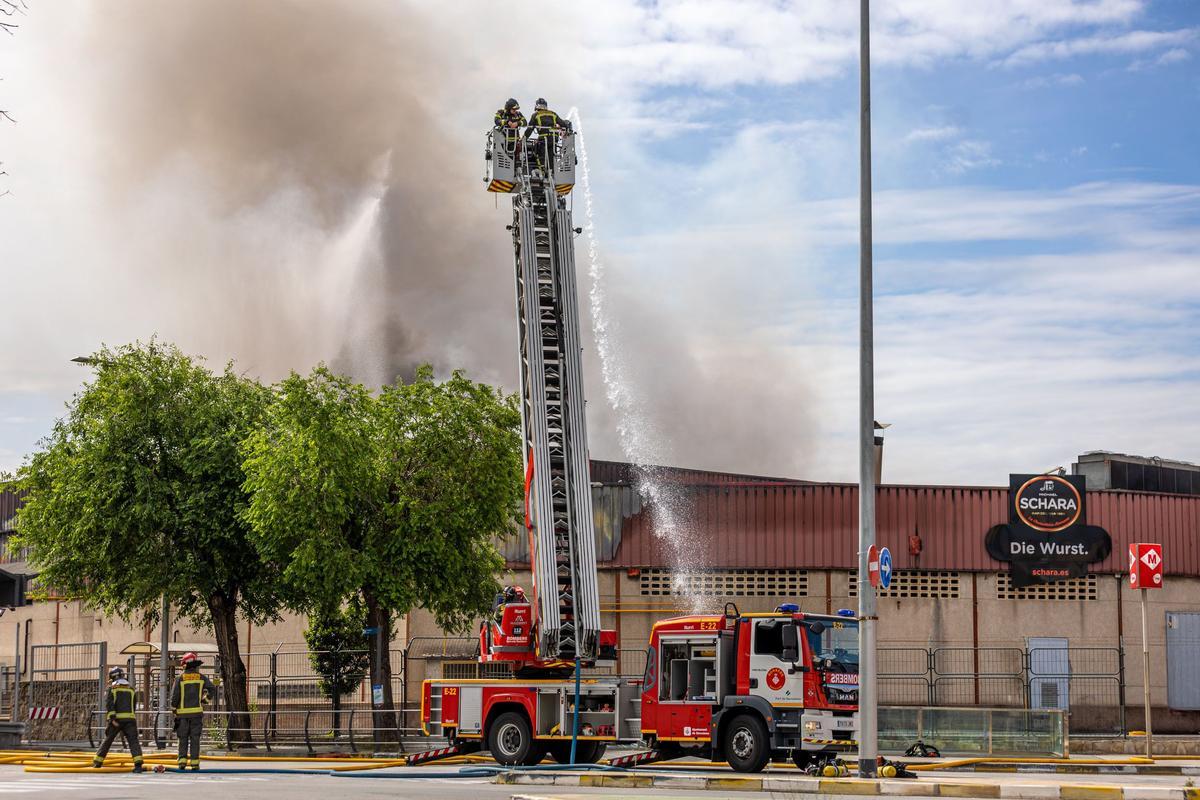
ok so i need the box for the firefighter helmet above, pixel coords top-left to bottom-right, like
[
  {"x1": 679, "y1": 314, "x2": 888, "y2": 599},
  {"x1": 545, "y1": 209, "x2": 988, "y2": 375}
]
[
  {"x1": 179, "y1": 652, "x2": 202, "y2": 667},
  {"x1": 108, "y1": 666, "x2": 125, "y2": 680},
  {"x1": 535, "y1": 98, "x2": 548, "y2": 109},
  {"x1": 505, "y1": 98, "x2": 520, "y2": 111}
]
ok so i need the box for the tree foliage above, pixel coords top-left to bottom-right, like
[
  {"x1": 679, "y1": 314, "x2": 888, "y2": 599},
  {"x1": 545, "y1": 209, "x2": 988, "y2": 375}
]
[
  {"x1": 14, "y1": 340, "x2": 283, "y2": 746},
  {"x1": 304, "y1": 602, "x2": 369, "y2": 703},
  {"x1": 242, "y1": 365, "x2": 523, "y2": 734},
  {"x1": 242, "y1": 364, "x2": 522, "y2": 629}
]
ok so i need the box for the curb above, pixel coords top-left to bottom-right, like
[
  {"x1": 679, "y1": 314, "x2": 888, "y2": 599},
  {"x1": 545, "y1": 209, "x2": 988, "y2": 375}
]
[{"x1": 495, "y1": 772, "x2": 1200, "y2": 799}]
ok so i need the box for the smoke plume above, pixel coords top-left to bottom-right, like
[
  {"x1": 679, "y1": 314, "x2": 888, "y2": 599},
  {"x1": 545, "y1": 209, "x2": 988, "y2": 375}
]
[
  {"x1": 5, "y1": 0, "x2": 818, "y2": 479},
  {"x1": 71, "y1": 1, "x2": 516, "y2": 387}
]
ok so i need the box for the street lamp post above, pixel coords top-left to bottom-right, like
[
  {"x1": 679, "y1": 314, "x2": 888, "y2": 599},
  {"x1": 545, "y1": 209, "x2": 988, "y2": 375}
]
[{"x1": 857, "y1": 0, "x2": 879, "y2": 779}]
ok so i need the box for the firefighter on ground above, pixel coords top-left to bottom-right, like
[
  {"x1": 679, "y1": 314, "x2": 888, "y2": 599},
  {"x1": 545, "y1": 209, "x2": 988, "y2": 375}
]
[
  {"x1": 93, "y1": 666, "x2": 145, "y2": 772},
  {"x1": 171, "y1": 652, "x2": 216, "y2": 772},
  {"x1": 526, "y1": 98, "x2": 571, "y2": 172},
  {"x1": 494, "y1": 98, "x2": 526, "y2": 156}
]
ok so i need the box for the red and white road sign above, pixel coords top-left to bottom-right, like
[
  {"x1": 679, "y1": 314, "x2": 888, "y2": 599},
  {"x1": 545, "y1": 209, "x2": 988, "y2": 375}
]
[
  {"x1": 868, "y1": 545, "x2": 881, "y2": 588},
  {"x1": 1129, "y1": 543, "x2": 1163, "y2": 590},
  {"x1": 28, "y1": 707, "x2": 61, "y2": 720}
]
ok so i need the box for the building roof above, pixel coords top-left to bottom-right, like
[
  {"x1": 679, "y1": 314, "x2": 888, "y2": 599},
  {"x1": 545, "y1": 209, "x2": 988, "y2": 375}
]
[{"x1": 504, "y1": 463, "x2": 1200, "y2": 577}]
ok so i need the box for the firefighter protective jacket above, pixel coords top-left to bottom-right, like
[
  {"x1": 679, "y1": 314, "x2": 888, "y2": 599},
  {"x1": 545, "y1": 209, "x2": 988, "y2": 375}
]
[
  {"x1": 170, "y1": 671, "x2": 216, "y2": 717},
  {"x1": 529, "y1": 108, "x2": 570, "y2": 136},
  {"x1": 106, "y1": 680, "x2": 137, "y2": 721}
]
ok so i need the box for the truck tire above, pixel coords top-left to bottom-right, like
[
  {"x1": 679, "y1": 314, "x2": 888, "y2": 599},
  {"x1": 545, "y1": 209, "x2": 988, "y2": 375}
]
[
  {"x1": 547, "y1": 740, "x2": 607, "y2": 764},
  {"x1": 723, "y1": 714, "x2": 770, "y2": 773},
  {"x1": 488, "y1": 711, "x2": 536, "y2": 766}
]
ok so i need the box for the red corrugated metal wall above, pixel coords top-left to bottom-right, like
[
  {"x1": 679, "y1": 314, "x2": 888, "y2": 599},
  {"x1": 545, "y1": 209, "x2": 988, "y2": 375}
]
[{"x1": 595, "y1": 482, "x2": 1200, "y2": 576}]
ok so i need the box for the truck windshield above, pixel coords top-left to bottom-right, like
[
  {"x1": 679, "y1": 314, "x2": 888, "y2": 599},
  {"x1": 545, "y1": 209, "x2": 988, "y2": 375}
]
[{"x1": 806, "y1": 619, "x2": 859, "y2": 672}]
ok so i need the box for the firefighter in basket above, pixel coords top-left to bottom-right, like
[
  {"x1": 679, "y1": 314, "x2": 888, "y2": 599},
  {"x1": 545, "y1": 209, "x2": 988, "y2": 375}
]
[{"x1": 526, "y1": 97, "x2": 571, "y2": 173}]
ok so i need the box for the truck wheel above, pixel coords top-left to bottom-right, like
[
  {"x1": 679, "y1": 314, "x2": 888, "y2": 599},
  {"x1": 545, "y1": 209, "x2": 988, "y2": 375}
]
[
  {"x1": 488, "y1": 711, "x2": 534, "y2": 766},
  {"x1": 723, "y1": 714, "x2": 770, "y2": 773},
  {"x1": 547, "y1": 740, "x2": 607, "y2": 764}
]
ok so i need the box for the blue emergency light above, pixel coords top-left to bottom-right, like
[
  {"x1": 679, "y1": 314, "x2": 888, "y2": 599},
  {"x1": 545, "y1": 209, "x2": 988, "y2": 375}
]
[
  {"x1": 836, "y1": 608, "x2": 855, "y2": 618},
  {"x1": 776, "y1": 603, "x2": 800, "y2": 613}
]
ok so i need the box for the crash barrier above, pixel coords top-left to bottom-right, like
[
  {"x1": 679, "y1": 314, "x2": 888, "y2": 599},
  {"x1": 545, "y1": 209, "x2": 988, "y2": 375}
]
[
  {"x1": 879, "y1": 706, "x2": 1067, "y2": 757},
  {"x1": 880, "y1": 646, "x2": 1123, "y2": 734}
]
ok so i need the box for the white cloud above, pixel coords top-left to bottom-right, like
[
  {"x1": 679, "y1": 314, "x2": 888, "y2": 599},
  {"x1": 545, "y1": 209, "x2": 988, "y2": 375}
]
[
  {"x1": 1002, "y1": 28, "x2": 1198, "y2": 67},
  {"x1": 1156, "y1": 47, "x2": 1193, "y2": 65},
  {"x1": 945, "y1": 140, "x2": 1001, "y2": 174},
  {"x1": 904, "y1": 125, "x2": 963, "y2": 143},
  {"x1": 1129, "y1": 46, "x2": 1193, "y2": 71},
  {"x1": 1022, "y1": 72, "x2": 1086, "y2": 88}
]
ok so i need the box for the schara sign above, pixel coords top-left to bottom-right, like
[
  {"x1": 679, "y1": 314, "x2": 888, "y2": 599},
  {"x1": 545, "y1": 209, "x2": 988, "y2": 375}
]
[{"x1": 985, "y1": 474, "x2": 1112, "y2": 588}]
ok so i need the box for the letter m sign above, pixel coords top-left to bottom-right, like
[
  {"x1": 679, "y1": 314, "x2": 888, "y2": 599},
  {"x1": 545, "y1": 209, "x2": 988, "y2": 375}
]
[{"x1": 1129, "y1": 543, "x2": 1163, "y2": 590}]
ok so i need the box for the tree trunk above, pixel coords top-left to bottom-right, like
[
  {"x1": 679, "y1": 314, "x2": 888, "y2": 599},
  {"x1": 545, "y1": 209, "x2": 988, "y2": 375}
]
[
  {"x1": 209, "y1": 590, "x2": 252, "y2": 749},
  {"x1": 364, "y1": 591, "x2": 399, "y2": 745}
]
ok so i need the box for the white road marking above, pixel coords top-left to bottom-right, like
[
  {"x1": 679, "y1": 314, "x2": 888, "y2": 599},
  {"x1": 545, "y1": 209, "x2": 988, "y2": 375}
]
[{"x1": 0, "y1": 775, "x2": 269, "y2": 792}]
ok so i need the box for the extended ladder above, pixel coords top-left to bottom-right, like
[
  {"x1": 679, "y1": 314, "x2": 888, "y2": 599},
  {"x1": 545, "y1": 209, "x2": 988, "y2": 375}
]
[{"x1": 494, "y1": 132, "x2": 601, "y2": 663}]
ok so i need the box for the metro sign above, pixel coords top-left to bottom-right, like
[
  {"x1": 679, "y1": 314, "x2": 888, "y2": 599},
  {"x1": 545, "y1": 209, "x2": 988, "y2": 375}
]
[{"x1": 1129, "y1": 543, "x2": 1163, "y2": 590}]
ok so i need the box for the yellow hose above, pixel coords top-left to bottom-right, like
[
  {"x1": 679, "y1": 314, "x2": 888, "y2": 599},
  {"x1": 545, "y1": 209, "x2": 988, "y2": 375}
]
[{"x1": 25, "y1": 765, "x2": 136, "y2": 774}]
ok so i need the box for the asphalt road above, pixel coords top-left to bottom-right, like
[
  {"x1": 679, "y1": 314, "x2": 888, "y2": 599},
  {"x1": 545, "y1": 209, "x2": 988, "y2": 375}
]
[
  {"x1": 5, "y1": 761, "x2": 1199, "y2": 800},
  {"x1": 0, "y1": 767, "x2": 726, "y2": 800}
]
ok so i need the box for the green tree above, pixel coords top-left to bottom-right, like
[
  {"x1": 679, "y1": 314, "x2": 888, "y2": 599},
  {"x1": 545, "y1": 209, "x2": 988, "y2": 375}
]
[
  {"x1": 14, "y1": 340, "x2": 284, "y2": 748},
  {"x1": 304, "y1": 602, "x2": 369, "y2": 739},
  {"x1": 242, "y1": 365, "x2": 522, "y2": 742}
]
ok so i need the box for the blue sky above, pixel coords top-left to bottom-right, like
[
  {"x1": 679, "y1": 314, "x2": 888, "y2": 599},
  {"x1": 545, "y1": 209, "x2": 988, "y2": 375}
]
[{"x1": 1, "y1": 1, "x2": 1198, "y2": 484}]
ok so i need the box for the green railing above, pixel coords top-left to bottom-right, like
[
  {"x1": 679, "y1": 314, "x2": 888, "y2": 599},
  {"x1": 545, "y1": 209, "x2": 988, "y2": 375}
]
[{"x1": 882, "y1": 706, "x2": 1066, "y2": 757}]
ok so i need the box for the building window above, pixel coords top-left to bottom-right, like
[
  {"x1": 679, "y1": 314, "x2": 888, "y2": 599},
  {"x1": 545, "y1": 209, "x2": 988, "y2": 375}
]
[
  {"x1": 638, "y1": 568, "x2": 808, "y2": 597},
  {"x1": 996, "y1": 573, "x2": 1098, "y2": 601},
  {"x1": 849, "y1": 570, "x2": 961, "y2": 599}
]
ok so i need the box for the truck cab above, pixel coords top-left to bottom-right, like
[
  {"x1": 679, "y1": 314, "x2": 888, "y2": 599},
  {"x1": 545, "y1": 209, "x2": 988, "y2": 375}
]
[{"x1": 639, "y1": 604, "x2": 859, "y2": 772}]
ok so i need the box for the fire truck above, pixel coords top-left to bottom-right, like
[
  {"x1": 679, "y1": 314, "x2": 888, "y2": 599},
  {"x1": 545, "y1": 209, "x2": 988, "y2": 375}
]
[{"x1": 414, "y1": 119, "x2": 860, "y2": 773}]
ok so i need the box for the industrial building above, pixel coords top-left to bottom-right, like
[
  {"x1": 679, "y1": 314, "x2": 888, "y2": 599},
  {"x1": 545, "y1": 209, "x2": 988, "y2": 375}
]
[{"x1": 3, "y1": 451, "x2": 1199, "y2": 736}]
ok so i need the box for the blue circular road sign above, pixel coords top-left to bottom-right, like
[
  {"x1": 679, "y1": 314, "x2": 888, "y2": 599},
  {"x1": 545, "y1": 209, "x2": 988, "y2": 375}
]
[{"x1": 878, "y1": 547, "x2": 893, "y2": 589}]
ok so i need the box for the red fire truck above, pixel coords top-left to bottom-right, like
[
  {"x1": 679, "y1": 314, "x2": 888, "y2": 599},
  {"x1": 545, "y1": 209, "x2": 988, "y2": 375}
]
[{"x1": 421, "y1": 602, "x2": 859, "y2": 773}]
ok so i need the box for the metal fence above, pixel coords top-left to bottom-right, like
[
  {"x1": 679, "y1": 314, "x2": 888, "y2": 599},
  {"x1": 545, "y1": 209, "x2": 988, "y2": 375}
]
[
  {"x1": 880, "y1": 706, "x2": 1066, "y2": 757},
  {"x1": 27, "y1": 642, "x2": 106, "y2": 741},
  {"x1": 19, "y1": 638, "x2": 1125, "y2": 747},
  {"x1": 879, "y1": 645, "x2": 1124, "y2": 733}
]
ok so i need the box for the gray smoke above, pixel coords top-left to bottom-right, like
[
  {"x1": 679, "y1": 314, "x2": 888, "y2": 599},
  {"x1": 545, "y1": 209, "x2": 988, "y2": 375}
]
[
  {"x1": 75, "y1": 0, "x2": 515, "y2": 387},
  {"x1": 20, "y1": 0, "x2": 817, "y2": 479}
]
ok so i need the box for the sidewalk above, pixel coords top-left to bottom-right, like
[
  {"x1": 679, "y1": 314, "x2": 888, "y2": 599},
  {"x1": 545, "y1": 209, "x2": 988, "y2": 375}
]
[{"x1": 496, "y1": 766, "x2": 1200, "y2": 799}]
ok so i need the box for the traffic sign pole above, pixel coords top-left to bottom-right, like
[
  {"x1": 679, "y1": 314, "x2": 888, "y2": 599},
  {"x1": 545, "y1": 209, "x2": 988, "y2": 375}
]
[
  {"x1": 1128, "y1": 542, "x2": 1162, "y2": 758},
  {"x1": 1140, "y1": 586, "x2": 1152, "y2": 758}
]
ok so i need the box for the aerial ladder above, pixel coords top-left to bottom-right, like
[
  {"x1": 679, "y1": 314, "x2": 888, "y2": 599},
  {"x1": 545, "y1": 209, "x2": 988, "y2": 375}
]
[{"x1": 481, "y1": 122, "x2": 615, "y2": 672}]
